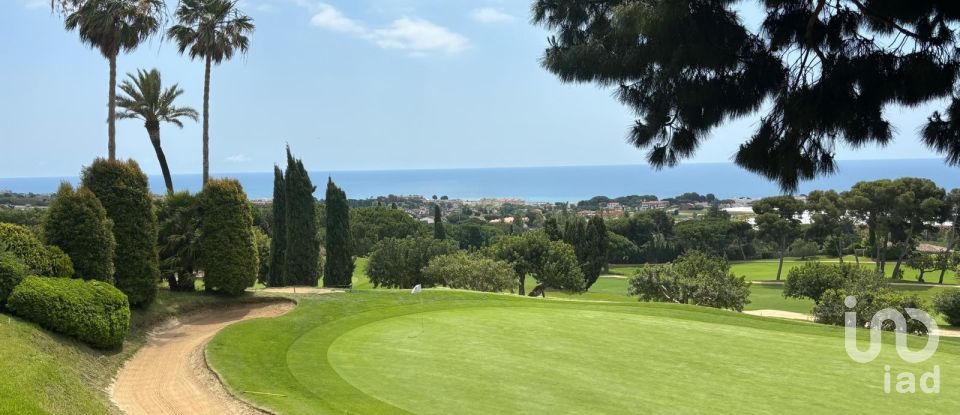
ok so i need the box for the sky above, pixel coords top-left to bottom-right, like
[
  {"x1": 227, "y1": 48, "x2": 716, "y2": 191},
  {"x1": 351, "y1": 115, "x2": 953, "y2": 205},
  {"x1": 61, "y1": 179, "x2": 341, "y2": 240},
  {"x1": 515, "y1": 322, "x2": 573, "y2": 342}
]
[{"x1": 0, "y1": 0, "x2": 951, "y2": 178}]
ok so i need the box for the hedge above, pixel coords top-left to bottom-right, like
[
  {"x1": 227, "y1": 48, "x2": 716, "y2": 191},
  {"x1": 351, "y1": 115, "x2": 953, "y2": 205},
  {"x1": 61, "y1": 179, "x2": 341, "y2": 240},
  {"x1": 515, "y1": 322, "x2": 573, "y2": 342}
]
[
  {"x1": 198, "y1": 179, "x2": 259, "y2": 296},
  {"x1": 7, "y1": 276, "x2": 131, "y2": 348},
  {"x1": 81, "y1": 159, "x2": 159, "y2": 306},
  {"x1": 0, "y1": 252, "x2": 28, "y2": 308},
  {"x1": 0, "y1": 223, "x2": 53, "y2": 275},
  {"x1": 422, "y1": 252, "x2": 516, "y2": 293},
  {"x1": 43, "y1": 182, "x2": 116, "y2": 282}
]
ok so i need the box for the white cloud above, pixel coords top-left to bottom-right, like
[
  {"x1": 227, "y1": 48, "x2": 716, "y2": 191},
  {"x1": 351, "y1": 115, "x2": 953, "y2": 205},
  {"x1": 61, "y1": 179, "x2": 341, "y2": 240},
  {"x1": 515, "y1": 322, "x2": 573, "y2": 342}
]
[
  {"x1": 369, "y1": 18, "x2": 469, "y2": 55},
  {"x1": 226, "y1": 154, "x2": 252, "y2": 163},
  {"x1": 305, "y1": 3, "x2": 468, "y2": 56},
  {"x1": 469, "y1": 8, "x2": 514, "y2": 24},
  {"x1": 310, "y1": 3, "x2": 367, "y2": 34}
]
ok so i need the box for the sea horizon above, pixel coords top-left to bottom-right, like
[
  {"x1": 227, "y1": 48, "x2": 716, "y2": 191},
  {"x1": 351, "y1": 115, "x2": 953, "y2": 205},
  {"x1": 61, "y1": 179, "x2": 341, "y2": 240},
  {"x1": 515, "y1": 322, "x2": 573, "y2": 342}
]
[{"x1": 2, "y1": 158, "x2": 958, "y2": 202}]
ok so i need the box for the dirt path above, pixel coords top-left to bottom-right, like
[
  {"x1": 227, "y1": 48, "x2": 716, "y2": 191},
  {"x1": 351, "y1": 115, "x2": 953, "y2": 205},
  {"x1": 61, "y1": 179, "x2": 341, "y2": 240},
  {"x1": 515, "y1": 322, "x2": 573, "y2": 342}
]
[{"x1": 111, "y1": 301, "x2": 295, "y2": 415}]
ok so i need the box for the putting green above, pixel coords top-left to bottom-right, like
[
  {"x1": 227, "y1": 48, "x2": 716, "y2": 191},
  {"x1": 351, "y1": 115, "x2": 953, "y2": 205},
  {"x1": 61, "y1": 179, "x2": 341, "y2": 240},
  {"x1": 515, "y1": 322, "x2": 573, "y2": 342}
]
[{"x1": 209, "y1": 291, "x2": 960, "y2": 414}]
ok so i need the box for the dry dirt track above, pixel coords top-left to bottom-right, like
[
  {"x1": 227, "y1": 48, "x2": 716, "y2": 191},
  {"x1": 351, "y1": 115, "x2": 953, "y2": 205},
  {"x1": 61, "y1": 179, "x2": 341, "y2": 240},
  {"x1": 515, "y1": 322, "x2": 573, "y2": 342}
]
[{"x1": 111, "y1": 301, "x2": 295, "y2": 415}]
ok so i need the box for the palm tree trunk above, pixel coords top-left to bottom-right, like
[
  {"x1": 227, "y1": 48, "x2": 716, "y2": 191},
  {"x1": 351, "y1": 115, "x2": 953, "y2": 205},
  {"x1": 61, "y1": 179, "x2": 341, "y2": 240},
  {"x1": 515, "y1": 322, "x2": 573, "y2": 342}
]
[
  {"x1": 146, "y1": 123, "x2": 173, "y2": 194},
  {"x1": 202, "y1": 56, "x2": 212, "y2": 185},
  {"x1": 108, "y1": 52, "x2": 117, "y2": 161}
]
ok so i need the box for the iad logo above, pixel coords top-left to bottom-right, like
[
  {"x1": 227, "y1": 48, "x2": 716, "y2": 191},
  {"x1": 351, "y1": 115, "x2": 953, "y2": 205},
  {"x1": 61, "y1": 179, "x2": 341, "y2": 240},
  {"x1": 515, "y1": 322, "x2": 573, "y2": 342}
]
[{"x1": 844, "y1": 296, "x2": 941, "y2": 394}]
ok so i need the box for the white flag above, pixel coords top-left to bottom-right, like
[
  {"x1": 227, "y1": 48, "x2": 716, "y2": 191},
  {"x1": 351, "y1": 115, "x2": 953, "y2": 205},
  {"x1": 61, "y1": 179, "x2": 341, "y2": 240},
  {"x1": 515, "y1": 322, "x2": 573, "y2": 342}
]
[{"x1": 411, "y1": 284, "x2": 422, "y2": 294}]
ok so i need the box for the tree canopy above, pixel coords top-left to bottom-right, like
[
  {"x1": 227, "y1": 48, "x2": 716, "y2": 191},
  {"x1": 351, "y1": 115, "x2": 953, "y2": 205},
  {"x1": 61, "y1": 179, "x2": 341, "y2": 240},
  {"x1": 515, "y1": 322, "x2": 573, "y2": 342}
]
[{"x1": 533, "y1": 0, "x2": 960, "y2": 190}]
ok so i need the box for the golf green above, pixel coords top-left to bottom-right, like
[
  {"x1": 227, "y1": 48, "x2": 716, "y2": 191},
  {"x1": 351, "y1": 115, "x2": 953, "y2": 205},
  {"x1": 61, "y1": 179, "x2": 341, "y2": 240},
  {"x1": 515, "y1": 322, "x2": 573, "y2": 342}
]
[{"x1": 209, "y1": 291, "x2": 960, "y2": 414}]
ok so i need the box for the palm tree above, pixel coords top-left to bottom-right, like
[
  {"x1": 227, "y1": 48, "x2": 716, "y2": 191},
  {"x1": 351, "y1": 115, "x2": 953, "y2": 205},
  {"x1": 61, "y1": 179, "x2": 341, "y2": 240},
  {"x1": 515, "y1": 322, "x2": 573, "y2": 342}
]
[
  {"x1": 167, "y1": 0, "x2": 254, "y2": 185},
  {"x1": 117, "y1": 69, "x2": 199, "y2": 194},
  {"x1": 63, "y1": 0, "x2": 165, "y2": 161}
]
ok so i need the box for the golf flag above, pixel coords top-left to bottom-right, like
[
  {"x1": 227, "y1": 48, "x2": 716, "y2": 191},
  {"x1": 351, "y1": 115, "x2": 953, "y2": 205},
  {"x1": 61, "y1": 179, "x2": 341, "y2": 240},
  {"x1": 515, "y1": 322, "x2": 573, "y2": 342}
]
[{"x1": 411, "y1": 284, "x2": 422, "y2": 294}]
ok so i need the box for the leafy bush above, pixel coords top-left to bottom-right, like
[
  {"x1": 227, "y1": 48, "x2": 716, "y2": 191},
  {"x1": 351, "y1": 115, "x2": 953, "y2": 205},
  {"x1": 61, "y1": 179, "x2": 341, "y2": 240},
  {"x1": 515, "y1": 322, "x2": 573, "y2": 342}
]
[
  {"x1": 198, "y1": 179, "x2": 259, "y2": 296},
  {"x1": 783, "y1": 262, "x2": 885, "y2": 304},
  {"x1": 788, "y1": 240, "x2": 819, "y2": 259},
  {"x1": 156, "y1": 192, "x2": 200, "y2": 292},
  {"x1": 43, "y1": 183, "x2": 115, "y2": 282},
  {"x1": 367, "y1": 236, "x2": 459, "y2": 289},
  {"x1": 422, "y1": 252, "x2": 516, "y2": 293},
  {"x1": 7, "y1": 276, "x2": 131, "y2": 348},
  {"x1": 814, "y1": 289, "x2": 929, "y2": 335},
  {"x1": 540, "y1": 240, "x2": 586, "y2": 293},
  {"x1": 0, "y1": 223, "x2": 53, "y2": 275},
  {"x1": 933, "y1": 290, "x2": 960, "y2": 327},
  {"x1": 82, "y1": 159, "x2": 159, "y2": 306},
  {"x1": 0, "y1": 252, "x2": 28, "y2": 307},
  {"x1": 45, "y1": 246, "x2": 75, "y2": 279},
  {"x1": 628, "y1": 251, "x2": 751, "y2": 311}
]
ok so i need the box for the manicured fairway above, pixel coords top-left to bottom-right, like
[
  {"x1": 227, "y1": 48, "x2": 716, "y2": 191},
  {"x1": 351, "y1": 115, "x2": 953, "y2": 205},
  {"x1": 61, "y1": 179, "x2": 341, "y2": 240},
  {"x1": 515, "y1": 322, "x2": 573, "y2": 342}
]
[
  {"x1": 208, "y1": 290, "x2": 960, "y2": 414},
  {"x1": 610, "y1": 258, "x2": 960, "y2": 284}
]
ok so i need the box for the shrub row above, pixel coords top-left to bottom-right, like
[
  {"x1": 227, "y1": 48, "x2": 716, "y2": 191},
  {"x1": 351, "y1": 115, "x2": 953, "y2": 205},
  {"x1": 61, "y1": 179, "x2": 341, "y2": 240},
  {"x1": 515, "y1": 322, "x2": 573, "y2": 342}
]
[
  {"x1": 0, "y1": 223, "x2": 74, "y2": 278},
  {"x1": 7, "y1": 276, "x2": 130, "y2": 348},
  {"x1": 0, "y1": 252, "x2": 28, "y2": 307}
]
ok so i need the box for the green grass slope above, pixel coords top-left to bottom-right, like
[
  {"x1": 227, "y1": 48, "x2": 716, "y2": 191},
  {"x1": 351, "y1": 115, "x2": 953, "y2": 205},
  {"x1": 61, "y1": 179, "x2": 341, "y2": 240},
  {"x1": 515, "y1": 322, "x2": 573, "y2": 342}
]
[
  {"x1": 209, "y1": 290, "x2": 960, "y2": 415},
  {"x1": 0, "y1": 289, "x2": 286, "y2": 414}
]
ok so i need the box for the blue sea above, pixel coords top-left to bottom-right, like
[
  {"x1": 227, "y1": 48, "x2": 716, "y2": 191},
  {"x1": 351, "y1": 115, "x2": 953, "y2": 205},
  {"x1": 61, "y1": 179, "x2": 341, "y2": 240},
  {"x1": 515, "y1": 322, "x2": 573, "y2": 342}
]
[{"x1": 2, "y1": 159, "x2": 958, "y2": 202}]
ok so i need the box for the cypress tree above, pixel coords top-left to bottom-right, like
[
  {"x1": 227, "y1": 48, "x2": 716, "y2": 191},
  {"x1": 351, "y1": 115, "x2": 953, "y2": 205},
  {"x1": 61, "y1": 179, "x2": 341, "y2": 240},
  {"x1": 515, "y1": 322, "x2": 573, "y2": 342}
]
[
  {"x1": 544, "y1": 217, "x2": 563, "y2": 241},
  {"x1": 433, "y1": 204, "x2": 445, "y2": 240},
  {"x1": 585, "y1": 216, "x2": 609, "y2": 288},
  {"x1": 324, "y1": 178, "x2": 354, "y2": 287},
  {"x1": 81, "y1": 159, "x2": 159, "y2": 307},
  {"x1": 43, "y1": 182, "x2": 116, "y2": 282},
  {"x1": 268, "y1": 165, "x2": 287, "y2": 286},
  {"x1": 283, "y1": 147, "x2": 320, "y2": 286},
  {"x1": 198, "y1": 179, "x2": 259, "y2": 296}
]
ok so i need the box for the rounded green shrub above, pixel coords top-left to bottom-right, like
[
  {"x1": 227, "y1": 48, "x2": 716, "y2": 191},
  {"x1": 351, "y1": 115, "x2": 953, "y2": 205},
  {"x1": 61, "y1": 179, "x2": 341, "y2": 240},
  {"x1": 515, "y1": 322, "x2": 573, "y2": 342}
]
[
  {"x1": 43, "y1": 182, "x2": 115, "y2": 282},
  {"x1": 45, "y1": 245, "x2": 75, "y2": 279},
  {"x1": 0, "y1": 223, "x2": 53, "y2": 275},
  {"x1": 81, "y1": 158, "x2": 159, "y2": 306},
  {"x1": 0, "y1": 252, "x2": 28, "y2": 307},
  {"x1": 7, "y1": 276, "x2": 131, "y2": 348},
  {"x1": 933, "y1": 290, "x2": 960, "y2": 327},
  {"x1": 423, "y1": 251, "x2": 516, "y2": 293},
  {"x1": 198, "y1": 179, "x2": 259, "y2": 296}
]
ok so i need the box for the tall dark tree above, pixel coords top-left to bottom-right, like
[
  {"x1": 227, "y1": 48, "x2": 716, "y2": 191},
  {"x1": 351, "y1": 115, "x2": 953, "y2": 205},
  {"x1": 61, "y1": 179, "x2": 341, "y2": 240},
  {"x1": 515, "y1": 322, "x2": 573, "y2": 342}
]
[
  {"x1": 81, "y1": 158, "x2": 159, "y2": 306},
  {"x1": 43, "y1": 182, "x2": 116, "y2": 282},
  {"x1": 533, "y1": 1, "x2": 960, "y2": 191},
  {"x1": 283, "y1": 148, "x2": 319, "y2": 286},
  {"x1": 324, "y1": 178, "x2": 354, "y2": 287},
  {"x1": 267, "y1": 165, "x2": 286, "y2": 286},
  {"x1": 585, "y1": 216, "x2": 609, "y2": 287},
  {"x1": 544, "y1": 216, "x2": 563, "y2": 241},
  {"x1": 198, "y1": 179, "x2": 258, "y2": 296},
  {"x1": 433, "y1": 204, "x2": 446, "y2": 240}
]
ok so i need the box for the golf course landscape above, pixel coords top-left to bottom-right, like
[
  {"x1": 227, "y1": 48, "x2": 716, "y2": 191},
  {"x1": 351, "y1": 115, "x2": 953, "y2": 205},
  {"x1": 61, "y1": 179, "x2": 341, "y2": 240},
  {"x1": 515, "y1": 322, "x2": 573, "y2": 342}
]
[{"x1": 208, "y1": 289, "x2": 960, "y2": 414}]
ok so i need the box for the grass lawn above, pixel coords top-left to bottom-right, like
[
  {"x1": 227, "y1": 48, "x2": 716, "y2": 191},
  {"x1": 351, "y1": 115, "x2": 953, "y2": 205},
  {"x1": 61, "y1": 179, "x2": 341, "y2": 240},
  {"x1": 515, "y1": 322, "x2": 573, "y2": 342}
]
[
  {"x1": 209, "y1": 290, "x2": 960, "y2": 414},
  {"x1": 0, "y1": 288, "x2": 286, "y2": 415},
  {"x1": 610, "y1": 257, "x2": 960, "y2": 284}
]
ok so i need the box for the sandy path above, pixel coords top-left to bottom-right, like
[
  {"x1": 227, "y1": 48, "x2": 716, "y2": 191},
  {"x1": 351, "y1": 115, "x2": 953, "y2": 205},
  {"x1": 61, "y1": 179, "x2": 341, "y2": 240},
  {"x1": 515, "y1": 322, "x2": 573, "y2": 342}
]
[
  {"x1": 111, "y1": 301, "x2": 295, "y2": 415},
  {"x1": 743, "y1": 309, "x2": 814, "y2": 321},
  {"x1": 744, "y1": 309, "x2": 960, "y2": 338}
]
